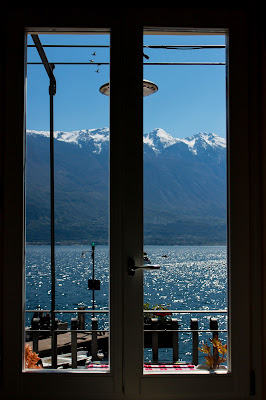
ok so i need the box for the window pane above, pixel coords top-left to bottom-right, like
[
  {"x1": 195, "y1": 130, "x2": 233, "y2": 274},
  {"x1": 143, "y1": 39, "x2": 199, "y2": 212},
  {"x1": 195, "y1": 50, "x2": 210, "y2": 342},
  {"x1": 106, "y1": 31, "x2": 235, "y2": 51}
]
[
  {"x1": 143, "y1": 31, "x2": 228, "y2": 373},
  {"x1": 25, "y1": 33, "x2": 110, "y2": 371}
]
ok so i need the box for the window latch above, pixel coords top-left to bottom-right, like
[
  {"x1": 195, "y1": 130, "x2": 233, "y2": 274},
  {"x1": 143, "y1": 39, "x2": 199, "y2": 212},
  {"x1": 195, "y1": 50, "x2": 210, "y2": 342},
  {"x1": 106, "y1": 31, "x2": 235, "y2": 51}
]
[{"x1": 128, "y1": 257, "x2": 160, "y2": 276}]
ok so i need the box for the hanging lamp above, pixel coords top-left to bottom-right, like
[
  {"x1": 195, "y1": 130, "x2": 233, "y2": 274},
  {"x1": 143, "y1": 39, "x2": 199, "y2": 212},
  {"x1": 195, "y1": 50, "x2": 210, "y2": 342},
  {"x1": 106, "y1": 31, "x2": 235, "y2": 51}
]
[{"x1": 99, "y1": 79, "x2": 158, "y2": 97}]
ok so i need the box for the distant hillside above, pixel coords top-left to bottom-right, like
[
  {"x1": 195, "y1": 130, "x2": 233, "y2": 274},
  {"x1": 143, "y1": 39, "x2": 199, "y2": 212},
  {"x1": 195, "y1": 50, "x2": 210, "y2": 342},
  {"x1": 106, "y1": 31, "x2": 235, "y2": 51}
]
[{"x1": 26, "y1": 128, "x2": 227, "y2": 245}]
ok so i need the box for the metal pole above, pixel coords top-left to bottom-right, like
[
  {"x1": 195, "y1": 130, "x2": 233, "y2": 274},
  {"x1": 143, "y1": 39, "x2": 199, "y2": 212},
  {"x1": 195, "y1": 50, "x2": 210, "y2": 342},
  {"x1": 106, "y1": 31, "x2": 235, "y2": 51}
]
[
  {"x1": 49, "y1": 70, "x2": 57, "y2": 369},
  {"x1": 92, "y1": 244, "x2": 95, "y2": 317},
  {"x1": 31, "y1": 34, "x2": 57, "y2": 369}
]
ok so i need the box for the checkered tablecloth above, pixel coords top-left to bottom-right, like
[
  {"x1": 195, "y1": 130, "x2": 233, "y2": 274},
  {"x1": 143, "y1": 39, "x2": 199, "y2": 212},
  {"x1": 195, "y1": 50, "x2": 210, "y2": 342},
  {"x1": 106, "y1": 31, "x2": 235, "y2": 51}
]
[
  {"x1": 144, "y1": 364, "x2": 195, "y2": 372},
  {"x1": 87, "y1": 363, "x2": 109, "y2": 370},
  {"x1": 86, "y1": 363, "x2": 195, "y2": 373}
]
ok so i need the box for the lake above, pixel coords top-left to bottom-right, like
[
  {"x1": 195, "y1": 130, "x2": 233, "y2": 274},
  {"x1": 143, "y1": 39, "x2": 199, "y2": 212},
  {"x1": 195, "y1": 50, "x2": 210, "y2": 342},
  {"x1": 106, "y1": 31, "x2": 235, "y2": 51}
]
[{"x1": 25, "y1": 244, "x2": 228, "y2": 363}]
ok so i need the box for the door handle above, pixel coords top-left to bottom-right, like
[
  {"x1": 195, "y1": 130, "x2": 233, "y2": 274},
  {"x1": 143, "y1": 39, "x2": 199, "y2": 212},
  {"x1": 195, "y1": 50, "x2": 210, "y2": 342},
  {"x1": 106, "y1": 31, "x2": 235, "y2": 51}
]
[{"x1": 128, "y1": 257, "x2": 160, "y2": 276}]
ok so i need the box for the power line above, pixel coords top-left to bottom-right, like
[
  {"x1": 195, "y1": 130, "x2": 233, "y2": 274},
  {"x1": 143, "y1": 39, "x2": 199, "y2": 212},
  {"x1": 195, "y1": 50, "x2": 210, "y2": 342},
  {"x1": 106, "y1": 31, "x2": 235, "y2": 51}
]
[
  {"x1": 27, "y1": 44, "x2": 225, "y2": 66},
  {"x1": 27, "y1": 44, "x2": 225, "y2": 49},
  {"x1": 27, "y1": 62, "x2": 225, "y2": 66}
]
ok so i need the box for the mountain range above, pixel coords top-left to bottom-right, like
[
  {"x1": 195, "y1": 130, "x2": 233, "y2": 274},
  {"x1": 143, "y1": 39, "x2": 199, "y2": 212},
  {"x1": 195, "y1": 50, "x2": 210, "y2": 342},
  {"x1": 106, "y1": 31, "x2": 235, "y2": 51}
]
[{"x1": 26, "y1": 128, "x2": 227, "y2": 245}]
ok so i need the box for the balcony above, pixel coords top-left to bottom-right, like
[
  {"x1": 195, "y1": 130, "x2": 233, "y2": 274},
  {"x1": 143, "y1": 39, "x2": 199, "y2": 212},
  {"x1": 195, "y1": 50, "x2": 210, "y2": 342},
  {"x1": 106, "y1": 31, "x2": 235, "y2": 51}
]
[{"x1": 25, "y1": 308, "x2": 227, "y2": 372}]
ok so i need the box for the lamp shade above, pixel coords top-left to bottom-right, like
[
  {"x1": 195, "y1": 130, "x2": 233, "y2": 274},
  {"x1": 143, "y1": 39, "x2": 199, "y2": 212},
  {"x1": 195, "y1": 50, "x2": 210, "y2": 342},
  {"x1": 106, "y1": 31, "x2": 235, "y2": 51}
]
[{"x1": 99, "y1": 79, "x2": 158, "y2": 97}]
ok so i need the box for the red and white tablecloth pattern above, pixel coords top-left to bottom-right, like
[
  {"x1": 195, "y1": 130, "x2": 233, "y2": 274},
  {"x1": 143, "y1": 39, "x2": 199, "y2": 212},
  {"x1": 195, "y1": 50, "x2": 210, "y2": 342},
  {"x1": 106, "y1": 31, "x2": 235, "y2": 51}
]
[
  {"x1": 87, "y1": 363, "x2": 109, "y2": 370},
  {"x1": 144, "y1": 364, "x2": 195, "y2": 372},
  {"x1": 87, "y1": 363, "x2": 195, "y2": 372}
]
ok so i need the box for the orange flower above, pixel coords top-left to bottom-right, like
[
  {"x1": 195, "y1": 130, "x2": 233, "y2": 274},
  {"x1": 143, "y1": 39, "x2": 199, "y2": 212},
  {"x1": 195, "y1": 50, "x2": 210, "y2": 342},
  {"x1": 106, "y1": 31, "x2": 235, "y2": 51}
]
[
  {"x1": 210, "y1": 338, "x2": 227, "y2": 356},
  {"x1": 25, "y1": 344, "x2": 42, "y2": 369},
  {"x1": 198, "y1": 342, "x2": 211, "y2": 354},
  {"x1": 218, "y1": 343, "x2": 227, "y2": 355},
  {"x1": 210, "y1": 336, "x2": 220, "y2": 348},
  {"x1": 205, "y1": 354, "x2": 215, "y2": 368}
]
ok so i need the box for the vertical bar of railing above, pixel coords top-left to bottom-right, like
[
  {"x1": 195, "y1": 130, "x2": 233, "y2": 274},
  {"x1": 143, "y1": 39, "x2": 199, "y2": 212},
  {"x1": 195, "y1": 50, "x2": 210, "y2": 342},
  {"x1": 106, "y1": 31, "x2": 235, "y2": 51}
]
[
  {"x1": 190, "y1": 318, "x2": 199, "y2": 366},
  {"x1": 78, "y1": 306, "x2": 85, "y2": 330},
  {"x1": 91, "y1": 318, "x2": 98, "y2": 361},
  {"x1": 71, "y1": 318, "x2": 78, "y2": 369},
  {"x1": 210, "y1": 317, "x2": 219, "y2": 365},
  {"x1": 151, "y1": 318, "x2": 158, "y2": 363},
  {"x1": 210, "y1": 317, "x2": 218, "y2": 339},
  {"x1": 171, "y1": 318, "x2": 179, "y2": 363},
  {"x1": 32, "y1": 317, "x2": 40, "y2": 353}
]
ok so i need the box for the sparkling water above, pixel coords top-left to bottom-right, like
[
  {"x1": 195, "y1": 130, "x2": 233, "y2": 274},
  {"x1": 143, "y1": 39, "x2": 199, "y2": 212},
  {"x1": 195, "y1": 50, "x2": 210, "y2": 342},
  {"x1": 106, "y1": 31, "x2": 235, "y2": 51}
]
[{"x1": 25, "y1": 244, "x2": 227, "y2": 363}]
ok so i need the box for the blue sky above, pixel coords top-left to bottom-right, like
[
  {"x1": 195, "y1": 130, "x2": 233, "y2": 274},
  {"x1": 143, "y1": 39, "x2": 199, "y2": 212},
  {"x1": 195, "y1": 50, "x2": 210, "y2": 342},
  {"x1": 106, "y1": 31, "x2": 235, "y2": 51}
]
[{"x1": 27, "y1": 33, "x2": 226, "y2": 139}]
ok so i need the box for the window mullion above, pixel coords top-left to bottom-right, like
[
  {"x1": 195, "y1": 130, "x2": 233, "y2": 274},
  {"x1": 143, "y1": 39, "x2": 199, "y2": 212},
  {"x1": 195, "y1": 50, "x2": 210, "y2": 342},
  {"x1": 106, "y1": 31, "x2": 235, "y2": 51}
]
[
  {"x1": 120, "y1": 22, "x2": 144, "y2": 396},
  {"x1": 109, "y1": 24, "x2": 127, "y2": 394}
]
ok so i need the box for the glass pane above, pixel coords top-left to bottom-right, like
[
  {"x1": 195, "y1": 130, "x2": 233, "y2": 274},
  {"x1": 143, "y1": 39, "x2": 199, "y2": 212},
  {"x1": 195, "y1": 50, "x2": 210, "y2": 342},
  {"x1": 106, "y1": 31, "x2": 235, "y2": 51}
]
[
  {"x1": 143, "y1": 31, "x2": 228, "y2": 373},
  {"x1": 25, "y1": 32, "x2": 110, "y2": 371}
]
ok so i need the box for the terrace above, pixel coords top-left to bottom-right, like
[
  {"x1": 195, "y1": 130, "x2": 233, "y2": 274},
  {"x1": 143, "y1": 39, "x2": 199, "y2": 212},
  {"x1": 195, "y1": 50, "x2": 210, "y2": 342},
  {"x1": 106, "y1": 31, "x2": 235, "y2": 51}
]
[{"x1": 25, "y1": 308, "x2": 227, "y2": 371}]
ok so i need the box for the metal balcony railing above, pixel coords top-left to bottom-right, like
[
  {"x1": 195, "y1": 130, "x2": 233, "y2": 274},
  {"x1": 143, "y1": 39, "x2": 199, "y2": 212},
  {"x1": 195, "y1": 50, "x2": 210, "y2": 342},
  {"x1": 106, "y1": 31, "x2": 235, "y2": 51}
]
[{"x1": 25, "y1": 309, "x2": 227, "y2": 368}]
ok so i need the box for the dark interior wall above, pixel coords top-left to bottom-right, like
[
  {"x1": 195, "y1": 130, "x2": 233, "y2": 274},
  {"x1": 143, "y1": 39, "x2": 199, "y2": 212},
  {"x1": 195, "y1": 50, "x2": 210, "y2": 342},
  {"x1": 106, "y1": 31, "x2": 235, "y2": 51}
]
[{"x1": 0, "y1": 5, "x2": 265, "y2": 398}]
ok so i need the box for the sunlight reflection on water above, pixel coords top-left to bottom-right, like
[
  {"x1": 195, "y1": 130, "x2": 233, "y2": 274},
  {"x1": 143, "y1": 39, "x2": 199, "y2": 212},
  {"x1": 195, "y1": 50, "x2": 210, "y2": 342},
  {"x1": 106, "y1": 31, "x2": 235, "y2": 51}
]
[{"x1": 25, "y1": 244, "x2": 227, "y2": 363}]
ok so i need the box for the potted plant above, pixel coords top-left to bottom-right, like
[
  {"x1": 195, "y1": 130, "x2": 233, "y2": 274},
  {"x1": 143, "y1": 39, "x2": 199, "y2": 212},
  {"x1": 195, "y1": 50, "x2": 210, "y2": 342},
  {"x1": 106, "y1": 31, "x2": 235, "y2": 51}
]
[
  {"x1": 143, "y1": 302, "x2": 172, "y2": 327},
  {"x1": 197, "y1": 337, "x2": 227, "y2": 370},
  {"x1": 144, "y1": 303, "x2": 173, "y2": 348},
  {"x1": 25, "y1": 344, "x2": 42, "y2": 369}
]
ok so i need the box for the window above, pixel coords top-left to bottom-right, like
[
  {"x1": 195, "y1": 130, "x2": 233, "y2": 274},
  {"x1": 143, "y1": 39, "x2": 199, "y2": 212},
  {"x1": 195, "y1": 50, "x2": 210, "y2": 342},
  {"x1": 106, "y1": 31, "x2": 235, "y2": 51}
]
[
  {"x1": 25, "y1": 32, "x2": 111, "y2": 371},
  {"x1": 1, "y1": 8, "x2": 263, "y2": 400},
  {"x1": 142, "y1": 30, "x2": 228, "y2": 372}
]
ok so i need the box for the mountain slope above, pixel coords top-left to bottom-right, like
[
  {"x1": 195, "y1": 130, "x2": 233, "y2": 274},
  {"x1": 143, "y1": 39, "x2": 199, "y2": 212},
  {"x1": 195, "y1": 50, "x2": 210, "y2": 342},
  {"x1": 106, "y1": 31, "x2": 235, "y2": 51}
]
[{"x1": 26, "y1": 128, "x2": 227, "y2": 245}]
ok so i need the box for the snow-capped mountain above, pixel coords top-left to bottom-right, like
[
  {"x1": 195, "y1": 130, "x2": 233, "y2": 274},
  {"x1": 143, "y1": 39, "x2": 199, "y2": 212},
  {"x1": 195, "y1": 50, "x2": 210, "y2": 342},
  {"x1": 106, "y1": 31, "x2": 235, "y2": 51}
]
[
  {"x1": 27, "y1": 127, "x2": 226, "y2": 156},
  {"x1": 27, "y1": 127, "x2": 109, "y2": 154},
  {"x1": 144, "y1": 128, "x2": 226, "y2": 155},
  {"x1": 26, "y1": 127, "x2": 227, "y2": 245},
  {"x1": 143, "y1": 128, "x2": 179, "y2": 152},
  {"x1": 179, "y1": 132, "x2": 226, "y2": 154}
]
